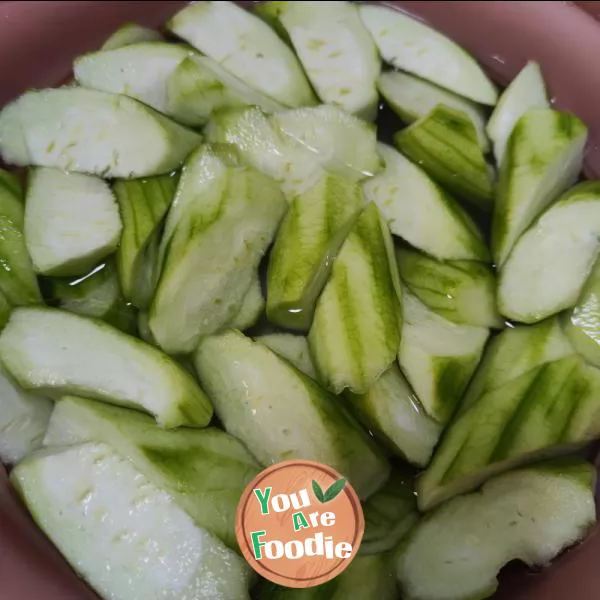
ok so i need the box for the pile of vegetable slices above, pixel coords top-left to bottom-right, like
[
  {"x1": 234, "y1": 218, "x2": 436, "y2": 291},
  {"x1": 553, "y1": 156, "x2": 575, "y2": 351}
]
[{"x1": 0, "y1": 2, "x2": 598, "y2": 600}]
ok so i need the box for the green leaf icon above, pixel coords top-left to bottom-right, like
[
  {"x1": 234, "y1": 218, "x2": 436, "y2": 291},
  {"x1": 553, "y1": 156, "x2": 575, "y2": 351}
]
[
  {"x1": 312, "y1": 480, "x2": 325, "y2": 503},
  {"x1": 313, "y1": 478, "x2": 347, "y2": 503},
  {"x1": 323, "y1": 478, "x2": 347, "y2": 502}
]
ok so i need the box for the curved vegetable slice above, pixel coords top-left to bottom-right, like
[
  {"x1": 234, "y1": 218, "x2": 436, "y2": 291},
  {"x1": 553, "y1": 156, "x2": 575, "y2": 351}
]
[
  {"x1": 276, "y1": 1, "x2": 380, "y2": 120},
  {"x1": 114, "y1": 172, "x2": 178, "y2": 307},
  {"x1": 43, "y1": 396, "x2": 260, "y2": 550},
  {"x1": 205, "y1": 106, "x2": 323, "y2": 198},
  {"x1": 51, "y1": 262, "x2": 136, "y2": 334},
  {"x1": 228, "y1": 274, "x2": 264, "y2": 331},
  {"x1": 487, "y1": 61, "x2": 549, "y2": 165},
  {"x1": 563, "y1": 256, "x2": 600, "y2": 367},
  {"x1": 378, "y1": 71, "x2": 489, "y2": 152},
  {"x1": 266, "y1": 172, "x2": 364, "y2": 330},
  {"x1": 308, "y1": 203, "x2": 403, "y2": 394},
  {"x1": 258, "y1": 552, "x2": 397, "y2": 600},
  {"x1": 498, "y1": 181, "x2": 600, "y2": 324},
  {"x1": 101, "y1": 22, "x2": 164, "y2": 51},
  {"x1": 397, "y1": 247, "x2": 503, "y2": 328},
  {"x1": 394, "y1": 105, "x2": 495, "y2": 210},
  {"x1": 194, "y1": 329, "x2": 390, "y2": 500},
  {"x1": 363, "y1": 144, "x2": 488, "y2": 262},
  {"x1": 460, "y1": 318, "x2": 574, "y2": 412},
  {"x1": 74, "y1": 44, "x2": 198, "y2": 123},
  {"x1": 0, "y1": 88, "x2": 201, "y2": 178},
  {"x1": 166, "y1": 1, "x2": 316, "y2": 108},
  {"x1": 149, "y1": 144, "x2": 286, "y2": 354},
  {"x1": 361, "y1": 467, "x2": 418, "y2": 556},
  {"x1": 491, "y1": 108, "x2": 587, "y2": 267},
  {"x1": 347, "y1": 363, "x2": 442, "y2": 467},
  {"x1": 0, "y1": 307, "x2": 212, "y2": 429},
  {"x1": 272, "y1": 104, "x2": 382, "y2": 180},
  {"x1": 398, "y1": 290, "x2": 488, "y2": 424},
  {"x1": 358, "y1": 4, "x2": 497, "y2": 104},
  {"x1": 255, "y1": 333, "x2": 317, "y2": 379},
  {"x1": 418, "y1": 354, "x2": 600, "y2": 511},
  {"x1": 75, "y1": 44, "x2": 284, "y2": 127},
  {"x1": 0, "y1": 369, "x2": 52, "y2": 465},
  {"x1": 25, "y1": 168, "x2": 121, "y2": 276},
  {"x1": 399, "y1": 460, "x2": 596, "y2": 600},
  {"x1": 12, "y1": 443, "x2": 252, "y2": 600},
  {"x1": 170, "y1": 55, "x2": 285, "y2": 121},
  {"x1": 0, "y1": 170, "x2": 41, "y2": 329}
]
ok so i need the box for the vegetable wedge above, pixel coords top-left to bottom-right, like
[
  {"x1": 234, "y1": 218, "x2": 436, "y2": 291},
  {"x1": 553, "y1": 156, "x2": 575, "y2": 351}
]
[
  {"x1": 149, "y1": 144, "x2": 286, "y2": 354},
  {"x1": 0, "y1": 88, "x2": 201, "y2": 178},
  {"x1": 397, "y1": 247, "x2": 503, "y2": 328},
  {"x1": 276, "y1": 1, "x2": 381, "y2": 120},
  {"x1": 498, "y1": 181, "x2": 600, "y2": 323},
  {"x1": 228, "y1": 274, "x2": 264, "y2": 331},
  {"x1": 0, "y1": 369, "x2": 52, "y2": 465},
  {"x1": 394, "y1": 105, "x2": 495, "y2": 210},
  {"x1": 266, "y1": 172, "x2": 364, "y2": 330},
  {"x1": 363, "y1": 143, "x2": 488, "y2": 261},
  {"x1": 347, "y1": 364, "x2": 442, "y2": 467},
  {"x1": 0, "y1": 307, "x2": 212, "y2": 429},
  {"x1": 378, "y1": 71, "x2": 489, "y2": 152},
  {"x1": 487, "y1": 61, "x2": 549, "y2": 165},
  {"x1": 167, "y1": 1, "x2": 316, "y2": 108},
  {"x1": 75, "y1": 44, "x2": 284, "y2": 127},
  {"x1": 0, "y1": 170, "x2": 41, "y2": 328},
  {"x1": 563, "y1": 255, "x2": 600, "y2": 367},
  {"x1": 491, "y1": 108, "x2": 587, "y2": 267},
  {"x1": 255, "y1": 333, "x2": 317, "y2": 379},
  {"x1": 359, "y1": 4, "x2": 497, "y2": 104},
  {"x1": 399, "y1": 290, "x2": 488, "y2": 424},
  {"x1": 460, "y1": 318, "x2": 574, "y2": 412},
  {"x1": 114, "y1": 172, "x2": 178, "y2": 307},
  {"x1": 272, "y1": 104, "x2": 381, "y2": 180},
  {"x1": 418, "y1": 354, "x2": 600, "y2": 510},
  {"x1": 205, "y1": 106, "x2": 323, "y2": 198},
  {"x1": 399, "y1": 460, "x2": 596, "y2": 600},
  {"x1": 12, "y1": 443, "x2": 252, "y2": 600},
  {"x1": 43, "y1": 396, "x2": 259, "y2": 550},
  {"x1": 194, "y1": 329, "x2": 390, "y2": 500},
  {"x1": 25, "y1": 167, "x2": 122, "y2": 276},
  {"x1": 309, "y1": 202, "x2": 402, "y2": 394}
]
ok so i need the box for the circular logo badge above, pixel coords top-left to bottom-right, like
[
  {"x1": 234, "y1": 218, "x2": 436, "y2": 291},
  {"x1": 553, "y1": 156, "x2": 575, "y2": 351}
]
[{"x1": 236, "y1": 459, "x2": 364, "y2": 589}]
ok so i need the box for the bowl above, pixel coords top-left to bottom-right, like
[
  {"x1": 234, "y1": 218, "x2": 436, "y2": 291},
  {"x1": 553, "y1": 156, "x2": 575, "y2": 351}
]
[{"x1": 1, "y1": 1, "x2": 600, "y2": 598}]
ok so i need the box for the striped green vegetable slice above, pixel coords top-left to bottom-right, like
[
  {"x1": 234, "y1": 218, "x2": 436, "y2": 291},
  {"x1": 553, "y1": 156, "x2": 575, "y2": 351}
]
[
  {"x1": 398, "y1": 289, "x2": 488, "y2": 424},
  {"x1": 0, "y1": 169, "x2": 41, "y2": 330},
  {"x1": 394, "y1": 104, "x2": 495, "y2": 211},
  {"x1": 418, "y1": 354, "x2": 600, "y2": 511},
  {"x1": 266, "y1": 172, "x2": 364, "y2": 331},
  {"x1": 309, "y1": 202, "x2": 402, "y2": 394},
  {"x1": 492, "y1": 108, "x2": 587, "y2": 267},
  {"x1": 114, "y1": 172, "x2": 178, "y2": 308},
  {"x1": 397, "y1": 247, "x2": 503, "y2": 329}
]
